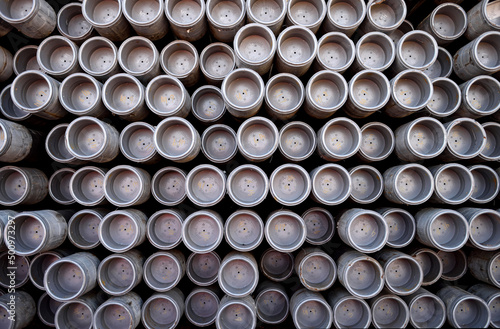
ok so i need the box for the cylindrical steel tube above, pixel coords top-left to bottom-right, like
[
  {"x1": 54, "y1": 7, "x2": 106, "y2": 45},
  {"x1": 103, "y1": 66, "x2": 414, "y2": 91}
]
[
  {"x1": 69, "y1": 166, "x2": 108, "y2": 207},
  {"x1": 394, "y1": 117, "x2": 447, "y2": 161},
  {"x1": 236, "y1": 116, "x2": 279, "y2": 161},
  {"x1": 370, "y1": 294, "x2": 410, "y2": 328},
  {"x1": 234, "y1": 23, "x2": 276, "y2": 75},
  {"x1": 13, "y1": 45, "x2": 40, "y2": 76},
  {"x1": 37, "y1": 36, "x2": 81, "y2": 80},
  {"x1": 57, "y1": 3, "x2": 94, "y2": 43},
  {"x1": 255, "y1": 281, "x2": 289, "y2": 324},
  {"x1": 454, "y1": 32, "x2": 500, "y2": 80},
  {"x1": 290, "y1": 289, "x2": 332, "y2": 329},
  {"x1": 0, "y1": 251, "x2": 29, "y2": 289},
  {"x1": 78, "y1": 36, "x2": 121, "y2": 80},
  {"x1": 68, "y1": 209, "x2": 107, "y2": 250},
  {"x1": 265, "y1": 73, "x2": 305, "y2": 120},
  {"x1": 191, "y1": 85, "x2": 226, "y2": 123},
  {"x1": 44, "y1": 252, "x2": 100, "y2": 302},
  {"x1": 384, "y1": 69, "x2": 434, "y2": 118},
  {"x1": 424, "y1": 46, "x2": 453, "y2": 79},
  {"x1": 200, "y1": 43, "x2": 236, "y2": 86},
  {"x1": 0, "y1": 292, "x2": 36, "y2": 329},
  {"x1": 0, "y1": 84, "x2": 32, "y2": 122},
  {"x1": 141, "y1": 289, "x2": 184, "y2": 329},
  {"x1": 383, "y1": 164, "x2": 434, "y2": 205},
  {"x1": 154, "y1": 117, "x2": 201, "y2": 163},
  {"x1": 439, "y1": 249, "x2": 467, "y2": 281},
  {"x1": 349, "y1": 165, "x2": 384, "y2": 204},
  {"x1": 437, "y1": 285, "x2": 490, "y2": 328},
  {"x1": 469, "y1": 165, "x2": 500, "y2": 203},
  {"x1": 160, "y1": 41, "x2": 200, "y2": 88},
  {"x1": 358, "y1": 0, "x2": 406, "y2": 34},
  {"x1": 0, "y1": 46, "x2": 13, "y2": 83},
  {"x1": 182, "y1": 210, "x2": 224, "y2": 253},
  {"x1": 275, "y1": 25, "x2": 317, "y2": 77},
  {"x1": 246, "y1": 0, "x2": 286, "y2": 35},
  {"x1": 337, "y1": 208, "x2": 389, "y2": 254},
  {"x1": 468, "y1": 249, "x2": 500, "y2": 288},
  {"x1": 429, "y1": 163, "x2": 474, "y2": 205},
  {"x1": 185, "y1": 164, "x2": 226, "y2": 207},
  {"x1": 185, "y1": 287, "x2": 220, "y2": 327},
  {"x1": 0, "y1": 167, "x2": 48, "y2": 206},
  {"x1": 103, "y1": 165, "x2": 151, "y2": 207},
  {"x1": 305, "y1": 70, "x2": 348, "y2": 119},
  {"x1": 375, "y1": 249, "x2": 423, "y2": 295},
  {"x1": 216, "y1": 295, "x2": 257, "y2": 329},
  {"x1": 260, "y1": 248, "x2": 294, "y2": 282},
  {"x1": 352, "y1": 32, "x2": 395, "y2": 72},
  {"x1": 218, "y1": 251, "x2": 259, "y2": 297},
  {"x1": 441, "y1": 118, "x2": 487, "y2": 161},
  {"x1": 317, "y1": 117, "x2": 361, "y2": 161},
  {"x1": 278, "y1": 121, "x2": 315, "y2": 162},
  {"x1": 286, "y1": 0, "x2": 326, "y2": 33},
  {"x1": 94, "y1": 292, "x2": 143, "y2": 329},
  {"x1": 315, "y1": 32, "x2": 356, "y2": 73},
  {"x1": 465, "y1": 0, "x2": 500, "y2": 40},
  {"x1": 0, "y1": 119, "x2": 35, "y2": 163},
  {"x1": 221, "y1": 68, "x2": 265, "y2": 118},
  {"x1": 270, "y1": 164, "x2": 311, "y2": 206},
  {"x1": 480, "y1": 122, "x2": 500, "y2": 161},
  {"x1": 426, "y1": 77, "x2": 461, "y2": 117},
  {"x1": 418, "y1": 3, "x2": 467, "y2": 45},
  {"x1": 224, "y1": 210, "x2": 264, "y2": 252},
  {"x1": 328, "y1": 287, "x2": 372, "y2": 328},
  {"x1": 147, "y1": 209, "x2": 184, "y2": 250},
  {"x1": 323, "y1": 0, "x2": 366, "y2": 37},
  {"x1": 344, "y1": 70, "x2": 391, "y2": 118},
  {"x1": 201, "y1": 124, "x2": 238, "y2": 163},
  {"x1": 392, "y1": 30, "x2": 438, "y2": 73},
  {"x1": 98, "y1": 209, "x2": 147, "y2": 253},
  {"x1": 265, "y1": 210, "x2": 306, "y2": 253},
  {"x1": 206, "y1": 0, "x2": 246, "y2": 42},
  {"x1": 377, "y1": 208, "x2": 415, "y2": 248},
  {"x1": 117, "y1": 36, "x2": 160, "y2": 83},
  {"x1": 65, "y1": 116, "x2": 120, "y2": 162},
  {"x1": 11, "y1": 70, "x2": 66, "y2": 120},
  {"x1": 415, "y1": 208, "x2": 469, "y2": 252},
  {"x1": 469, "y1": 283, "x2": 500, "y2": 328},
  {"x1": 59, "y1": 73, "x2": 107, "y2": 118},
  {"x1": 98, "y1": 250, "x2": 144, "y2": 296},
  {"x1": 357, "y1": 122, "x2": 394, "y2": 162},
  {"x1": 402, "y1": 288, "x2": 446, "y2": 328},
  {"x1": 81, "y1": 0, "x2": 132, "y2": 42},
  {"x1": 456, "y1": 75, "x2": 500, "y2": 118},
  {"x1": 45, "y1": 128, "x2": 80, "y2": 160},
  {"x1": 49, "y1": 168, "x2": 75, "y2": 205},
  {"x1": 151, "y1": 167, "x2": 187, "y2": 206},
  {"x1": 122, "y1": 0, "x2": 168, "y2": 40},
  {"x1": 310, "y1": 163, "x2": 351, "y2": 206},
  {"x1": 226, "y1": 164, "x2": 269, "y2": 207},
  {"x1": 102, "y1": 73, "x2": 148, "y2": 121},
  {"x1": 458, "y1": 208, "x2": 500, "y2": 250},
  {"x1": 165, "y1": 0, "x2": 206, "y2": 41},
  {"x1": 411, "y1": 248, "x2": 443, "y2": 286},
  {"x1": 295, "y1": 248, "x2": 337, "y2": 291},
  {"x1": 302, "y1": 207, "x2": 335, "y2": 246},
  {"x1": 55, "y1": 290, "x2": 106, "y2": 329},
  {"x1": 0, "y1": 0, "x2": 56, "y2": 39},
  {"x1": 186, "y1": 252, "x2": 221, "y2": 286},
  {"x1": 119, "y1": 122, "x2": 160, "y2": 164}
]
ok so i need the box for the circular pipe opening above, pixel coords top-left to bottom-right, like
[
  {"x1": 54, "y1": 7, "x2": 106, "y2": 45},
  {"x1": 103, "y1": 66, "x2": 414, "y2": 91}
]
[
  {"x1": 481, "y1": 122, "x2": 500, "y2": 160},
  {"x1": 266, "y1": 73, "x2": 304, "y2": 116},
  {"x1": 246, "y1": 0, "x2": 286, "y2": 26},
  {"x1": 192, "y1": 85, "x2": 225, "y2": 122},
  {"x1": 349, "y1": 70, "x2": 391, "y2": 112},
  {"x1": 120, "y1": 122, "x2": 156, "y2": 162},
  {"x1": 293, "y1": 296, "x2": 332, "y2": 329},
  {"x1": 234, "y1": 23, "x2": 276, "y2": 65},
  {"x1": 102, "y1": 73, "x2": 143, "y2": 115},
  {"x1": 433, "y1": 164, "x2": 473, "y2": 204},
  {"x1": 200, "y1": 43, "x2": 235, "y2": 81},
  {"x1": 356, "y1": 32, "x2": 395, "y2": 71},
  {"x1": 151, "y1": 167, "x2": 186, "y2": 206},
  {"x1": 359, "y1": 122, "x2": 394, "y2": 161},
  {"x1": 346, "y1": 211, "x2": 388, "y2": 253},
  {"x1": 446, "y1": 119, "x2": 486, "y2": 158},
  {"x1": 29, "y1": 252, "x2": 61, "y2": 290},
  {"x1": 451, "y1": 296, "x2": 490, "y2": 328},
  {"x1": 49, "y1": 168, "x2": 75, "y2": 205},
  {"x1": 60, "y1": 73, "x2": 100, "y2": 115},
  {"x1": 464, "y1": 76, "x2": 500, "y2": 115},
  {"x1": 256, "y1": 287, "x2": 288, "y2": 324},
  {"x1": 166, "y1": 0, "x2": 204, "y2": 26},
  {"x1": 78, "y1": 37, "x2": 118, "y2": 77},
  {"x1": 412, "y1": 249, "x2": 442, "y2": 286},
  {"x1": 287, "y1": 0, "x2": 326, "y2": 29},
  {"x1": 37, "y1": 36, "x2": 78, "y2": 76},
  {"x1": 154, "y1": 117, "x2": 197, "y2": 161},
  {"x1": 367, "y1": 0, "x2": 406, "y2": 31},
  {"x1": 11, "y1": 71, "x2": 53, "y2": 111},
  {"x1": 311, "y1": 164, "x2": 351, "y2": 205},
  {"x1": 298, "y1": 252, "x2": 336, "y2": 290},
  {"x1": 99, "y1": 212, "x2": 140, "y2": 252},
  {"x1": 265, "y1": 211, "x2": 306, "y2": 252},
  {"x1": 372, "y1": 296, "x2": 409, "y2": 328},
  {"x1": 349, "y1": 166, "x2": 383, "y2": 204},
  {"x1": 123, "y1": 0, "x2": 163, "y2": 25},
  {"x1": 470, "y1": 165, "x2": 500, "y2": 203},
  {"x1": 327, "y1": 0, "x2": 366, "y2": 29},
  {"x1": 0, "y1": 167, "x2": 29, "y2": 206},
  {"x1": 279, "y1": 121, "x2": 315, "y2": 161},
  {"x1": 320, "y1": 118, "x2": 361, "y2": 158},
  {"x1": 45, "y1": 260, "x2": 86, "y2": 301},
  {"x1": 104, "y1": 166, "x2": 147, "y2": 206},
  {"x1": 0, "y1": 252, "x2": 29, "y2": 288},
  {"x1": 227, "y1": 165, "x2": 269, "y2": 207},
  {"x1": 277, "y1": 26, "x2": 317, "y2": 66},
  {"x1": 222, "y1": 68, "x2": 265, "y2": 111},
  {"x1": 307, "y1": 70, "x2": 348, "y2": 113},
  {"x1": 55, "y1": 300, "x2": 93, "y2": 329},
  {"x1": 384, "y1": 256, "x2": 422, "y2": 295},
  {"x1": 427, "y1": 77, "x2": 460, "y2": 116},
  {"x1": 98, "y1": 255, "x2": 136, "y2": 294},
  {"x1": 398, "y1": 31, "x2": 438, "y2": 70},
  {"x1": 237, "y1": 117, "x2": 279, "y2": 161},
  {"x1": 70, "y1": 167, "x2": 106, "y2": 206},
  {"x1": 57, "y1": 3, "x2": 92, "y2": 39},
  {"x1": 82, "y1": 0, "x2": 122, "y2": 27},
  {"x1": 182, "y1": 211, "x2": 223, "y2": 253},
  {"x1": 219, "y1": 257, "x2": 258, "y2": 297},
  {"x1": 94, "y1": 302, "x2": 133, "y2": 329},
  {"x1": 424, "y1": 47, "x2": 453, "y2": 79},
  {"x1": 302, "y1": 208, "x2": 335, "y2": 245},
  {"x1": 428, "y1": 212, "x2": 469, "y2": 252},
  {"x1": 68, "y1": 210, "x2": 102, "y2": 249},
  {"x1": 406, "y1": 118, "x2": 447, "y2": 158},
  {"x1": 381, "y1": 209, "x2": 415, "y2": 248},
  {"x1": 0, "y1": 85, "x2": 30, "y2": 121},
  {"x1": 147, "y1": 210, "x2": 183, "y2": 249},
  {"x1": 185, "y1": 289, "x2": 219, "y2": 326},
  {"x1": 393, "y1": 165, "x2": 434, "y2": 205},
  {"x1": 260, "y1": 249, "x2": 294, "y2": 281},
  {"x1": 431, "y1": 3, "x2": 467, "y2": 40},
  {"x1": 186, "y1": 252, "x2": 220, "y2": 285},
  {"x1": 160, "y1": 41, "x2": 198, "y2": 79},
  {"x1": 317, "y1": 32, "x2": 355, "y2": 71},
  {"x1": 66, "y1": 117, "x2": 107, "y2": 159},
  {"x1": 225, "y1": 210, "x2": 264, "y2": 252},
  {"x1": 345, "y1": 257, "x2": 384, "y2": 298},
  {"x1": 392, "y1": 70, "x2": 433, "y2": 110},
  {"x1": 118, "y1": 36, "x2": 158, "y2": 75},
  {"x1": 270, "y1": 164, "x2": 311, "y2": 206},
  {"x1": 201, "y1": 124, "x2": 237, "y2": 163},
  {"x1": 333, "y1": 296, "x2": 371, "y2": 329},
  {"x1": 185, "y1": 165, "x2": 226, "y2": 207},
  {"x1": 206, "y1": 0, "x2": 245, "y2": 28},
  {"x1": 475, "y1": 32, "x2": 500, "y2": 70},
  {"x1": 13, "y1": 45, "x2": 39, "y2": 76}
]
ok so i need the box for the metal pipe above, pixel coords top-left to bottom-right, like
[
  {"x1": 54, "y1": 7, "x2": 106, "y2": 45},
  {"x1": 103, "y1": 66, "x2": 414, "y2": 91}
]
[
  {"x1": 278, "y1": 121, "x2": 315, "y2": 162},
  {"x1": 49, "y1": 168, "x2": 75, "y2": 205},
  {"x1": 160, "y1": 41, "x2": 200, "y2": 88},
  {"x1": 410, "y1": 248, "x2": 443, "y2": 286},
  {"x1": 154, "y1": 117, "x2": 201, "y2": 163},
  {"x1": 93, "y1": 292, "x2": 143, "y2": 329},
  {"x1": 37, "y1": 36, "x2": 81, "y2": 80},
  {"x1": 454, "y1": 32, "x2": 500, "y2": 80},
  {"x1": 290, "y1": 289, "x2": 332, "y2": 329},
  {"x1": 426, "y1": 77, "x2": 461, "y2": 117},
  {"x1": 260, "y1": 248, "x2": 294, "y2": 282},
  {"x1": 224, "y1": 210, "x2": 264, "y2": 252},
  {"x1": 117, "y1": 36, "x2": 160, "y2": 83},
  {"x1": 0, "y1": 84, "x2": 32, "y2": 122},
  {"x1": 305, "y1": 70, "x2": 348, "y2": 119},
  {"x1": 270, "y1": 163, "x2": 311, "y2": 206},
  {"x1": 438, "y1": 249, "x2": 467, "y2": 281},
  {"x1": 246, "y1": 0, "x2": 286, "y2": 35},
  {"x1": 0, "y1": 251, "x2": 29, "y2": 289},
  {"x1": 323, "y1": 0, "x2": 366, "y2": 37},
  {"x1": 0, "y1": 0, "x2": 56, "y2": 39},
  {"x1": 328, "y1": 287, "x2": 372, "y2": 328},
  {"x1": 286, "y1": 0, "x2": 326, "y2": 33},
  {"x1": 377, "y1": 208, "x2": 416, "y2": 248},
  {"x1": 302, "y1": 207, "x2": 335, "y2": 245},
  {"x1": 359, "y1": 0, "x2": 407, "y2": 34},
  {"x1": 185, "y1": 287, "x2": 220, "y2": 327},
  {"x1": 151, "y1": 167, "x2": 187, "y2": 206},
  {"x1": 352, "y1": 32, "x2": 395, "y2": 72},
  {"x1": 0, "y1": 292, "x2": 36, "y2": 329},
  {"x1": 119, "y1": 122, "x2": 160, "y2": 164},
  {"x1": 59, "y1": 73, "x2": 107, "y2": 118},
  {"x1": 310, "y1": 163, "x2": 351, "y2": 206},
  {"x1": 0, "y1": 119, "x2": 36, "y2": 163},
  {"x1": 234, "y1": 23, "x2": 277, "y2": 75},
  {"x1": 69, "y1": 166, "x2": 108, "y2": 207},
  {"x1": 441, "y1": 118, "x2": 487, "y2": 160},
  {"x1": 370, "y1": 294, "x2": 410, "y2": 328},
  {"x1": 456, "y1": 75, "x2": 500, "y2": 118},
  {"x1": 415, "y1": 208, "x2": 469, "y2": 252},
  {"x1": 146, "y1": 209, "x2": 184, "y2": 250},
  {"x1": 266, "y1": 72, "x2": 305, "y2": 119},
  {"x1": 315, "y1": 32, "x2": 356, "y2": 73},
  {"x1": 44, "y1": 252, "x2": 100, "y2": 302},
  {"x1": 216, "y1": 295, "x2": 257, "y2": 329},
  {"x1": 57, "y1": 3, "x2": 94, "y2": 44},
  {"x1": 165, "y1": 0, "x2": 207, "y2": 41},
  {"x1": 375, "y1": 249, "x2": 423, "y2": 296},
  {"x1": 185, "y1": 164, "x2": 226, "y2": 207},
  {"x1": 465, "y1": 0, "x2": 500, "y2": 40},
  {"x1": 236, "y1": 116, "x2": 279, "y2": 161},
  {"x1": 429, "y1": 163, "x2": 474, "y2": 205},
  {"x1": 357, "y1": 122, "x2": 394, "y2": 162},
  {"x1": 0, "y1": 166, "x2": 48, "y2": 206},
  {"x1": 265, "y1": 210, "x2": 307, "y2": 253},
  {"x1": 55, "y1": 290, "x2": 107, "y2": 329},
  {"x1": 295, "y1": 247, "x2": 337, "y2": 291},
  {"x1": 103, "y1": 165, "x2": 151, "y2": 207},
  {"x1": 81, "y1": 0, "x2": 132, "y2": 42},
  {"x1": 226, "y1": 164, "x2": 269, "y2": 207},
  {"x1": 98, "y1": 209, "x2": 147, "y2": 253},
  {"x1": 201, "y1": 124, "x2": 238, "y2": 163},
  {"x1": 141, "y1": 289, "x2": 184, "y2": 329},
  {"x1": 255, "y1": 281, "x2": 289, "y2": 324},
  {"x1": 424, "y1": 47, "x2": 453, "y2": 79},
  {"x1": 78, "y1": 36, "x2": 121, "y2": 80},
  {"x1": 383, "y1": 164, "x2": 434, "y2": 205},
  {"x1": 349, "y1": 165, "x2": 384, "y2": 204},
  {"x1": 12, "y1": 45, "x2": 39, "y2": 76},
  {"x1": 191, "y1": 85, "x2": 226, "y2": 123},
  {"x1": 221, "y1": 68, "x2": 265, "y2": 118},
  {"x1": 218, "y1": 251, "x2": 259, "y2": 297},
  {"x1": 37, "y1": 292, "x2": 63, "y2": 327},
  {"x1": 458, "y1": 208, "x2": 500, "y2": 250},
  {"x1": 418, "y1": 3, "x2": 467, "y2": 45},
  {"x1": 68, "y1": 209, "x2": 107, "y2": 250},
  {"x1": 102, "y1": 73, "x2": 148, "y2": 121},
  {"x1": 275, "y1": 25, "x2": 318, "y2": 77},
  {"x1": 186, "y1": 251, "x2": 221, "y2": 286},
  {"x1": 182, "y1": 210, "x2": 224, "y2": 253},
  {"x1": 199, "y1": 43, "x2": 236, "y2": 86},
  {"x1": 206, "y1": 0, "x2": 246, "y2": 42},
  {"x1": 98, "y1": 250, "x2": 144, "y2": 295},
  {"x1": 122, "y1": 0, "x2": 168, "y2": 40},
  {"x1": 468, "y1": 249, "x2": 500, "y2": 288},
  {"x1": 469, "y1": 164, "x2": 500, "y2": 203},
  {"x1": 469, "y1": 283, "x2": 500, "y2": 328},
  {"x1": 344, "y1": 70, "x2": 391, "y2": 118},
  {"x1": 317, "y1": 117, "x2": 361, "y2": 161}
]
